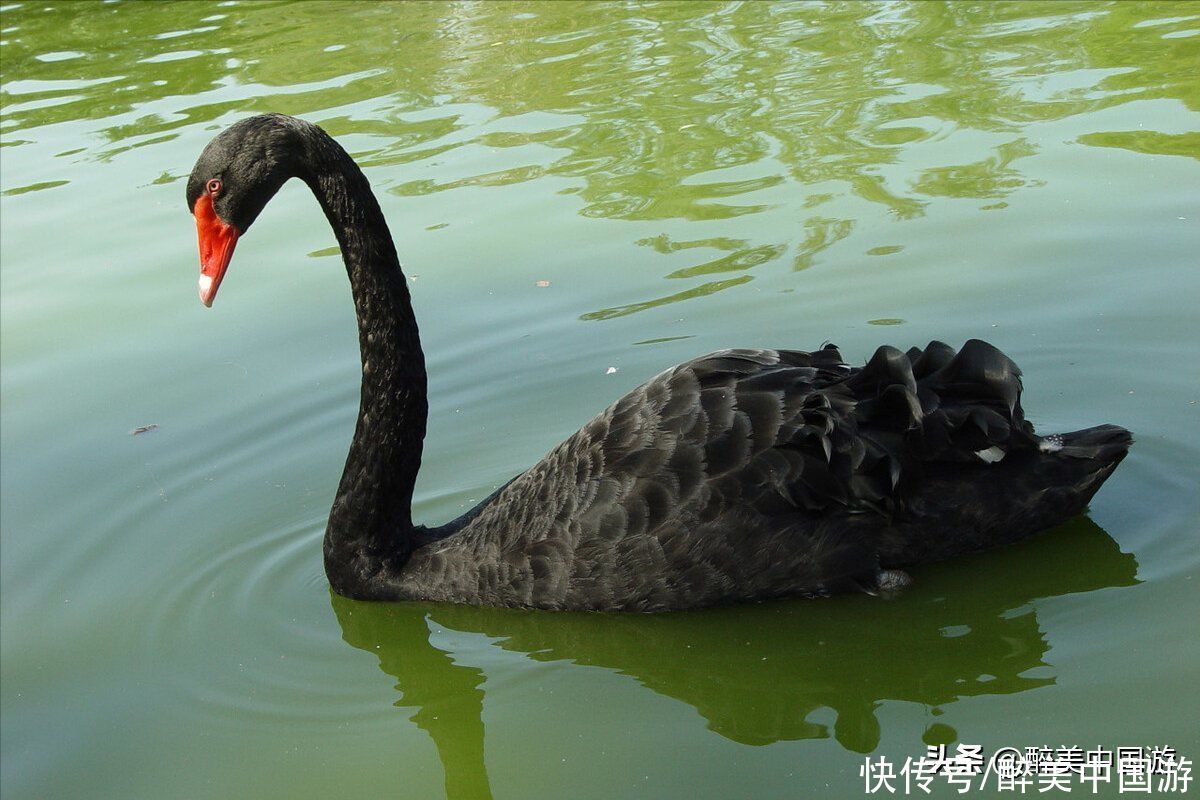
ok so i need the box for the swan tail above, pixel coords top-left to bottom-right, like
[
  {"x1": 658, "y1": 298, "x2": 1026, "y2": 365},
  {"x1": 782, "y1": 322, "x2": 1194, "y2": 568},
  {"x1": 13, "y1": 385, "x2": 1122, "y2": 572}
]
[
  {"x1": 836, "y1": 342, "x2": 1132, "y2": 565},
  {"x1": 781, "y1": 339, "x2": 1130, "y2": 565}
]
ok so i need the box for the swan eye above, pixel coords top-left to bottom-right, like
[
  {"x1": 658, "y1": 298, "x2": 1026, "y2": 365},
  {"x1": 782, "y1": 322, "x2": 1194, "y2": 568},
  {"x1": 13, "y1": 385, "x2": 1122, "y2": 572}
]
[{"x1": 206, "y1": 178, "x2": 222, "y2": 196}]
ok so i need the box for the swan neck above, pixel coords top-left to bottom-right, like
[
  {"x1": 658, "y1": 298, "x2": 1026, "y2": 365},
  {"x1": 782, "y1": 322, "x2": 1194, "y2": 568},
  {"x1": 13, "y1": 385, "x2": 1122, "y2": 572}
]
[{"x1": 302, "y1": 132, "x2": 427, "y2": 589}]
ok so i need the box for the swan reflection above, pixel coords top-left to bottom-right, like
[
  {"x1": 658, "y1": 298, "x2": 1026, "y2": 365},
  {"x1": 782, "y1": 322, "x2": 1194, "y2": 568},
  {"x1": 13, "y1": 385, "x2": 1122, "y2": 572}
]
[{"x1": 331, "y1": 516, "x2": 1135, "y2": 799}]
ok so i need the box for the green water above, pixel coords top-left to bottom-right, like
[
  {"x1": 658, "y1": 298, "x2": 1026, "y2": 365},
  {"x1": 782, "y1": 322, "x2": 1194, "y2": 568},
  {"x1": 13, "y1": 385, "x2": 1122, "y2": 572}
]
[{"x1": 2, "y1": 1, "x2": 1198, "y2": 797}]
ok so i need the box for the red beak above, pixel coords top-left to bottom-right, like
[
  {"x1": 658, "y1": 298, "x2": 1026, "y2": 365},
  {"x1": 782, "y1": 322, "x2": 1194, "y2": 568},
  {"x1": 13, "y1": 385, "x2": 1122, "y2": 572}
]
[{"x1": 194, "y1": 193, "x2": 240, "y2": 307}]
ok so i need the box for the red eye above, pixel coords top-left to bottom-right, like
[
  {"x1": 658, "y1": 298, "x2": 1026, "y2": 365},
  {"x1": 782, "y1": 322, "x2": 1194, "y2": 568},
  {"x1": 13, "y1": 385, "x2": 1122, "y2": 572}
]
[{"x1": 206, "y1": 178, "x2": 222, "y2": 196}]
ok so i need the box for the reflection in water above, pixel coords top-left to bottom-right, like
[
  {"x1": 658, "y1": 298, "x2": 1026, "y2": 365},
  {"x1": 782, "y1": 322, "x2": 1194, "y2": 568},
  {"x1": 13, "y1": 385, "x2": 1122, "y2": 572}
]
[
  {"x1": 579, "y1": 274, "x2": 752, "y2": 321},
  {"x1": 1077, "y1": 130, "x2": 1200, "y2": 161},
  {"x1": 343, "y1": 610, "x2": 494, "y2": 800},
  {"x1": 4, "y1": 1, "x2": 1197, "y2": 320},
  {"x1": 332, "y1": 517, "x2": 1136, "y2": 798}
]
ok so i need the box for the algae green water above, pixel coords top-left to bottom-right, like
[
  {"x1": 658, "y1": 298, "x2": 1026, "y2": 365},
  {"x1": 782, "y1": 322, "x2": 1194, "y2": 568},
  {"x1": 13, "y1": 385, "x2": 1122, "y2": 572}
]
[{"x1": 2, "y1": 2, "x2": 1198, "y2": 798}]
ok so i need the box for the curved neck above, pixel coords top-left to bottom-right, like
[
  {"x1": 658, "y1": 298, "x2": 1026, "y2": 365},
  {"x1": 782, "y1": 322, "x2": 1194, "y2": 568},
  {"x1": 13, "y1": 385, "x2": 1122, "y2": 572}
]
[{"x1": 299, "y1": 130, "x2": 427, "y2": 594}]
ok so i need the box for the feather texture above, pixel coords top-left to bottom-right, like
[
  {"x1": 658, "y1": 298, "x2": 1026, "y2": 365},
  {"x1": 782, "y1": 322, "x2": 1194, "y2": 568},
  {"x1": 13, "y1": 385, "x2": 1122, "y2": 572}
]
[{"x1": 391, "y1": 340, "x2": 1128, "y2": 611}]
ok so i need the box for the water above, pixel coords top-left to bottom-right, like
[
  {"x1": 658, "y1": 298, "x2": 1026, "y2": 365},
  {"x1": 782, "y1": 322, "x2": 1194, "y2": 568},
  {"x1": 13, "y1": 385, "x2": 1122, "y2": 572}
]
[{"x1": 2, "y1": 2, "x2": 1198, "y2": 797}]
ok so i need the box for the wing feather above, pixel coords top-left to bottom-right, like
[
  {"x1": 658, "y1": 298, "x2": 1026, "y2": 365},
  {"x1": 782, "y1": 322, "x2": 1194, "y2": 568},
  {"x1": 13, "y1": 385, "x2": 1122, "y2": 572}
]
[{"x1": 407, "y1": 340, "x2": 1041, "y2": 610}]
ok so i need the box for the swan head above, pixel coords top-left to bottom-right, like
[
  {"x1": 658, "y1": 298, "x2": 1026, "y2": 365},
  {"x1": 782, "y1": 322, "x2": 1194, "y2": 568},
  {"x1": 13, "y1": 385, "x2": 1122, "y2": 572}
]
[{"x1": 186, "y1": 114, "x2": 307, "y2": 306}]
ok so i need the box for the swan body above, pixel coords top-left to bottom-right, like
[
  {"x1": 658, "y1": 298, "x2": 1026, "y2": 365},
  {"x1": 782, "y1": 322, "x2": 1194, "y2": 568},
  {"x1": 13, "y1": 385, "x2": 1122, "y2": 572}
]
[{"x1": 188, "y1": 114, "x2": 1130, "y2": 612}]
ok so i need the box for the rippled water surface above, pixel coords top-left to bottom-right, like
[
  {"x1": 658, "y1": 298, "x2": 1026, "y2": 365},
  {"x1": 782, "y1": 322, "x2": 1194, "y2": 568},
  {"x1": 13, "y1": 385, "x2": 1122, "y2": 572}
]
[{"x1": 2, "y1": 2, "x2": 1199, "y2": 798}]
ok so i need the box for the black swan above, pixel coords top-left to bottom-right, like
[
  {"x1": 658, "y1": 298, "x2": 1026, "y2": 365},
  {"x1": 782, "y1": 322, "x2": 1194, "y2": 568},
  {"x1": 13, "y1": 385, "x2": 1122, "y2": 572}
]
[{"x1": 187, "y1": 114, "x2": 1130, "y2": 612}]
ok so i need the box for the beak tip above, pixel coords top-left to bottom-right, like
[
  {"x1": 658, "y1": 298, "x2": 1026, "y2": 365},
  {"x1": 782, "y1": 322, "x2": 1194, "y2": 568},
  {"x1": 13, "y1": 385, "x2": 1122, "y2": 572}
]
[{"x1": 199, "y1": 274, "x2": 215, "y2": 307}]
